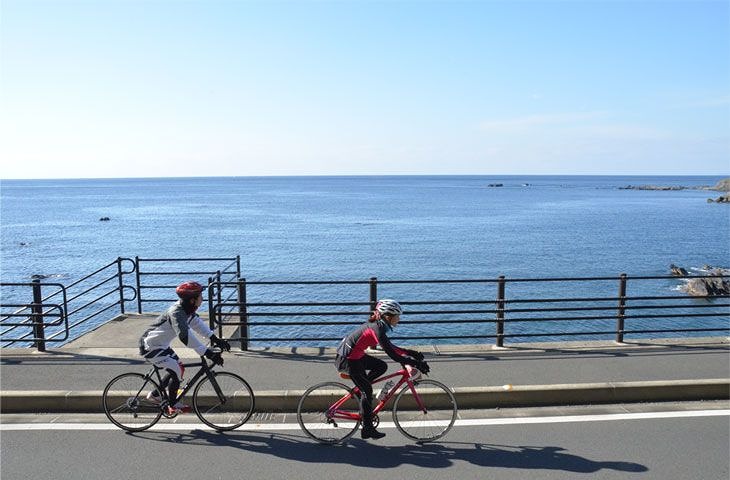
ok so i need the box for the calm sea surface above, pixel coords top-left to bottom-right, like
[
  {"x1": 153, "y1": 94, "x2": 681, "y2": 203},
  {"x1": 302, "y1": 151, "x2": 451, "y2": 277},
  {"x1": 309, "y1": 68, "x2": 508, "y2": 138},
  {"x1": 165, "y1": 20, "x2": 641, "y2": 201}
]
[{"x1": 1, "y1": 175, "x2": 728, "y2": 345}]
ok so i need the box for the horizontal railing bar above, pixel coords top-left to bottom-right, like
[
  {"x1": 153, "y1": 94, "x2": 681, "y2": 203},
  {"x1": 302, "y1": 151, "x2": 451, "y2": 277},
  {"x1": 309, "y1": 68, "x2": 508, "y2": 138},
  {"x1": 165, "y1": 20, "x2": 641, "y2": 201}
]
[
  {"x1": 506, "y1": 304, "x2": 730, "y2": 314},
  {"x1": 625, "y1": 274, "x2": 728, "y2": 280},
  {"x1": 139, "y1": 271, "x2": 237, "y2": 276},
  {"x1": 623, "y1": 328, "x2": 730, "y2": 334},
  {"x1": 624, "y1": 312, "x2": 730, "y2": 319},
  {"x1": 235, "y1": 274, "x2": 727, "y2": 286},
  {"x1": 506, "y1": 294, "x2": 730, "y2": 303},
  {"x1": 137, "y1": 257, "x2": 238, "y2": 262},
  {"x1": 243, "y1": 301, "x2": 374, "y2": 307}
]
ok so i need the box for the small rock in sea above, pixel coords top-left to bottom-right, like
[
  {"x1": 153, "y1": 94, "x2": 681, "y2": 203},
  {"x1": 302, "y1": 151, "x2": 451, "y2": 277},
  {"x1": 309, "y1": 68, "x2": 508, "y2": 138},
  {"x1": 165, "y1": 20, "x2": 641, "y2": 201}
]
[
  {"x1": 99, "y1": 217, "x2": 110, "y2": 221},
  {"x1": 670, "y1": 264, "x2": 688, "y2": 276},
  {"x1": 707, "y1": 195, "x2": 729, "y2": 203},
  {"x1": 487, "y1": 183, "x2": 504, "y2": 187}
]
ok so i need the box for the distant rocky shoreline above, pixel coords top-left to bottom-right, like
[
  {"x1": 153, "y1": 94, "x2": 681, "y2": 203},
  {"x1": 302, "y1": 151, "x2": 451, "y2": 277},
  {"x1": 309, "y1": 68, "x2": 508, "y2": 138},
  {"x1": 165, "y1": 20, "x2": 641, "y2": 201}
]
[
  {"x1": 619, "y1": 177, "x2": 729, "y2": 191},
  {"x1": 619, "y1": 178, "x2": 729, "y2": 203}
]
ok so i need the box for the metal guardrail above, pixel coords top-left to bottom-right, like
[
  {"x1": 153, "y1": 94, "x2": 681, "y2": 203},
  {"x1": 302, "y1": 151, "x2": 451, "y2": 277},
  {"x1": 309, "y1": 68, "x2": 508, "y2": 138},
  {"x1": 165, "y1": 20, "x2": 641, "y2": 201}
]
[
  {"x1": 134, "y1": 256, "x2": 240, "y2": 323},
  {"x1": 0, "y1": 256, "x2": 239, "y2": 349},
  {"x1": 0, "y1": 282, "x2": 68, "y2": 351},
  {"x1": 0, "y1": 257, "x2": 137, "y2": 349},
  {"x1": 210, "y1": 274, "x2": 730, "y2": 350},
  {"x1": 2, "y1": 257, "x2": 728, "y2": 351}
]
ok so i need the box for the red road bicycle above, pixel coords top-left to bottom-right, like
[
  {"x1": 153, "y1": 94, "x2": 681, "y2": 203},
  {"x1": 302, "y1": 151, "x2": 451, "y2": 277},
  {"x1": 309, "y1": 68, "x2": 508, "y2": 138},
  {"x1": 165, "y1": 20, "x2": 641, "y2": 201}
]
[{"x1": 297, "y1": 364, "x2": 457, "y2": 444}]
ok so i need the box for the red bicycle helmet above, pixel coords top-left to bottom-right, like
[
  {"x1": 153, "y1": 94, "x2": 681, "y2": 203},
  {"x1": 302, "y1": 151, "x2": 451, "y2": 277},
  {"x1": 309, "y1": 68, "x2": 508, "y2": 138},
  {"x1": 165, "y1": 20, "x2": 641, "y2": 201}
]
[{"x1": 176, "y1": 281, "x2": 205, "y2": 299}]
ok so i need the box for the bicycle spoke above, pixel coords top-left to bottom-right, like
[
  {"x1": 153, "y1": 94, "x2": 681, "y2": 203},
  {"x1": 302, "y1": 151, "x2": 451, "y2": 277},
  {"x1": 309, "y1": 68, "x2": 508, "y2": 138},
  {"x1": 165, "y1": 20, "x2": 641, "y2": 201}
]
[
  {"x1": 193, "y1": 372, "x2": 255, "y2": 431},
  {"x1": 297, "y1": 382, "x2": 361, "y2": 444},
  {"x1": 103, "y1": 373, "x2": 162, "y2": 432},
  {"x1": 392, "y1": 379, "x2": 457, "y2": 442}
]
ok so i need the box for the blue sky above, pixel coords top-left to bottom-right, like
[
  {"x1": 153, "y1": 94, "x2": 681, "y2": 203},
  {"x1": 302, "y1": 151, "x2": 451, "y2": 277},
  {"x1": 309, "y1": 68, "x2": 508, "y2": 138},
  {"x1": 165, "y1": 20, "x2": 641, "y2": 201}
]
[{"x1": 1, "y1": 0, "x2": 728, "y2": 178}]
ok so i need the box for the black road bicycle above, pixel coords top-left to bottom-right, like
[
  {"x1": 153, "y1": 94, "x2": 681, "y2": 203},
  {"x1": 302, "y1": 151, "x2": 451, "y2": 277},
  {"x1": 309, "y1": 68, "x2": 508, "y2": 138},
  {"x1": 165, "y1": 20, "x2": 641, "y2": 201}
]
[{"x1": 103, "y1": 352, "x2": 254, "y2": 432}]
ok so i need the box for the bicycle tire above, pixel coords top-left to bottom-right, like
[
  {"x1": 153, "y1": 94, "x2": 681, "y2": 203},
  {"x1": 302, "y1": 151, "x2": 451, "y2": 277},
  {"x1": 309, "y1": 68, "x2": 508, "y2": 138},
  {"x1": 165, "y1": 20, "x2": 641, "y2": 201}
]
[
  {"x1": 193, "y1": 371, "x2": 255, "y2": 431},
  {"x1": 103, "y1": 372, "x2": 163, "y2": 432},
  {"x1": 297, "y1": 382, "x2": 361, "y2": 444},
  {"x1": 392, "y1": 379, "x2": 457, "y2": 442}
]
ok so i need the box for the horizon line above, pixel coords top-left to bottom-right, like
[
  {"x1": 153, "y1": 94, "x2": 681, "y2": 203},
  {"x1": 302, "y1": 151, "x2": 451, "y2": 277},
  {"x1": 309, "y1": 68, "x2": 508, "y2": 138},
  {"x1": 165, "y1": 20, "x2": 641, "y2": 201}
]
[{"x1": 2, "y1": 173, "x2": 728, "y2": 182}]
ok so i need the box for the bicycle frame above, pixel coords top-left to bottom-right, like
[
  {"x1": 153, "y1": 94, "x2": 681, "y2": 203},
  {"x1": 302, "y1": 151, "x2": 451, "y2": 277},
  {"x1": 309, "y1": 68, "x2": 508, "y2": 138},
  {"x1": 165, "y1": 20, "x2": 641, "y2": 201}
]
[
  {"x1": 329, "y1": 366, "x2": 425, "y2": 422},
  {"x1": 146, "y1": 358, "x2": 223, "y2": 406}
]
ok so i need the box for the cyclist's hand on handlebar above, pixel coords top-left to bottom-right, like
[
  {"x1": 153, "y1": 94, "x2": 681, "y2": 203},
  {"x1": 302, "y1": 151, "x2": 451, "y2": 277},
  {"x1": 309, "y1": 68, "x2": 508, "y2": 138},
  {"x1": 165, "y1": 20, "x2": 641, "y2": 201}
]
[
  {"x1": 416, "y1": 360, "x2": 430, "y2": 375},
  {"x1": 204, "y1": 349, "x2": 224, "y2": 366},
  {"x1": 406, "y1": 349, "x2": 424, "y2": 362},
  {"x1": 210, "y1": 334, "x2": 231, "y2": 352}
]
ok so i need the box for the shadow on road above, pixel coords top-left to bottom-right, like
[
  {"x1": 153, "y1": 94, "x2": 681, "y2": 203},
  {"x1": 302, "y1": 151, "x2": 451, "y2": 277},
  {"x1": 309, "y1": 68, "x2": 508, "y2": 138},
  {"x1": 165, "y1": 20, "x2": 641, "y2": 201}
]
[{"x1": 131, "y1": 430, "x2": 648, "y2": 474}]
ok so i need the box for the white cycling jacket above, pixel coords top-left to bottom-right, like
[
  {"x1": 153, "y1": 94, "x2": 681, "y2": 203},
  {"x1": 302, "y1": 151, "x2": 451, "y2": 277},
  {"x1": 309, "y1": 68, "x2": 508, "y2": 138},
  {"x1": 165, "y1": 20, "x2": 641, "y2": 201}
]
[{"x1": 139, "y1": 300, "x2": 213, "y2": 356}]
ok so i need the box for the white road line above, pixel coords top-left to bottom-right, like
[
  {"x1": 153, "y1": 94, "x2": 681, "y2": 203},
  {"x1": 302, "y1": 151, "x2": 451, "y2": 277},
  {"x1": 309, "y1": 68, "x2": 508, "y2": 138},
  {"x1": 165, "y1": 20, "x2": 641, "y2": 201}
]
[{"x1": 1, "y1": 409, "x2": 728, "y2": 431}]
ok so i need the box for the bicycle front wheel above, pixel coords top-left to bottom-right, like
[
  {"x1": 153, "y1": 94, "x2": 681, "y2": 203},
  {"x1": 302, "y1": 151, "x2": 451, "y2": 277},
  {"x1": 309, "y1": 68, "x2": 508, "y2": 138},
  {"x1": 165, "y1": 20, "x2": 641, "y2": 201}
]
[
  {"x1": 193, "y1": 371, "x2": 255, "y2": 431},
  {"x1": 392, "y1": 379, "x2": 457, "y2": 442},
  {"x1": 103, "y1": 373, "x2": 162, "y2": 432},
  {"x1": 297, "y1": 382, "x2": 361, "y2": 444}
]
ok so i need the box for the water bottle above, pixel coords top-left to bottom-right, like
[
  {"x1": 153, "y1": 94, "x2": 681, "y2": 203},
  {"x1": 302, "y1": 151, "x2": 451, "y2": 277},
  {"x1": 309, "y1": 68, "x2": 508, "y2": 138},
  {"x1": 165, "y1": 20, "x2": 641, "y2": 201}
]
[{"x1": 377, "y1": 380, "x2": 394, "y2": 401}]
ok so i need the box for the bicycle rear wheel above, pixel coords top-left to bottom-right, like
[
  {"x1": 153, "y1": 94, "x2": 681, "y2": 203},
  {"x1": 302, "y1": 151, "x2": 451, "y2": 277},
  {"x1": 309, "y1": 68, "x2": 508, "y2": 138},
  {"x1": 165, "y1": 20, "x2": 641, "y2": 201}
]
[
  {"x1": 103, "y1": 373, "x2": 162, "y2": 432},
  {"x1": 297, "y1": 382, "x2": 361, "y2": 444},
  {"x1": 392, "y1": 379, "x2": 457, "y2": 442},
  {"x1": 193, "y1": 371, "x2": 255, "y2": 431}
]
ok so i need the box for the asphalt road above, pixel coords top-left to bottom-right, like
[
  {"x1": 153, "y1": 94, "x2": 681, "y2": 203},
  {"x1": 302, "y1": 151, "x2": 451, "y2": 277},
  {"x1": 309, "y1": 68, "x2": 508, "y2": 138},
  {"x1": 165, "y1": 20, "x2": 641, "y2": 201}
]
[{"x1": 2, "y1": 403, "x2": 728, "y2": 480}]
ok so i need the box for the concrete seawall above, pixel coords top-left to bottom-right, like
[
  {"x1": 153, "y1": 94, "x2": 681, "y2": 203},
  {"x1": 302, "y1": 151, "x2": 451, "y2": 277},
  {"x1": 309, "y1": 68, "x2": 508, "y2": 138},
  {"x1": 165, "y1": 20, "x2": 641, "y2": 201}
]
[
  {"x1": 1, "y1": 333, "x2": 728, "y2": 414},
  {"x1": 2, "y1": 379, "x2": 728, "y2": 414}
]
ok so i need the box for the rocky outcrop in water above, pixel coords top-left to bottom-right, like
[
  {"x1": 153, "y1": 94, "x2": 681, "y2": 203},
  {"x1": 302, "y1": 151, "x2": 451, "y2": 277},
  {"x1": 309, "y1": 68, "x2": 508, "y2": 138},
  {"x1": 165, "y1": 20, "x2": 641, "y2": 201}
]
[
  {"x1": 670, "y1": 264, "x2": 688, "y2": 276},
  {"x1": 709, "y1": 178, "x2": 730, "y2": 192},
  {"x1": 707, "y1": 195, "x2": 730, "y2": 203},
  {"x1": 675, "y1": 266, "x2": 730, "y2": 297},
  {"x1": 619, "y1": 185, "x2": 685, "y2": 191}
]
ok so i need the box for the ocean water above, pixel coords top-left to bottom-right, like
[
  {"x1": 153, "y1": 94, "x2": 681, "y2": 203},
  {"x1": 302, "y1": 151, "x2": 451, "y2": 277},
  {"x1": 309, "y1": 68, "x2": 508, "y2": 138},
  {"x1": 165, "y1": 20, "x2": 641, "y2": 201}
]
[{"x1": 1, "y1": 175, "x2": 729, "y2": 345}]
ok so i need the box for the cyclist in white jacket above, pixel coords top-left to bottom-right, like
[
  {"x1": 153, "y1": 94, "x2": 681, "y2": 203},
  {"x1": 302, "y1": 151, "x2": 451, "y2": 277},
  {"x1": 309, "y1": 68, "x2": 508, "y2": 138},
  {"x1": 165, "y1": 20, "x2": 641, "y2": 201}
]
[{"x1": 139, "y1": 281, "x2": 230, "y2": 413}]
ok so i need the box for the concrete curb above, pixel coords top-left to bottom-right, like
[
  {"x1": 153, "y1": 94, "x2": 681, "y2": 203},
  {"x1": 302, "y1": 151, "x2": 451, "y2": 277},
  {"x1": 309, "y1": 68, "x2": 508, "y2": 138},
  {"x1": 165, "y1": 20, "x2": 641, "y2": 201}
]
[{"x1": 2, "y1": 379, "x2": 728, "y2": 414}]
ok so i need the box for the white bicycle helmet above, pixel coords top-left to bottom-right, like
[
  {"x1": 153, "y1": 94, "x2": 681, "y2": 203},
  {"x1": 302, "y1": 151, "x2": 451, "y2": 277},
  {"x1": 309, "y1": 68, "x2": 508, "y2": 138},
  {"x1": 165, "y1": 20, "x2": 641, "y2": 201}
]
[{"x1": 375, "y1": 299, "x2": 403, "y2": 316}]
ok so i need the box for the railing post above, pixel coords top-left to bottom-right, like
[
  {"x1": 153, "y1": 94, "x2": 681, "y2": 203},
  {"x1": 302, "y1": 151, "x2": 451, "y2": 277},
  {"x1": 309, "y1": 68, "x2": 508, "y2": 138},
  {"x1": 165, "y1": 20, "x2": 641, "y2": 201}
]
[
  {"x1": 616, "y1": 273, "x2": 627, "y2": 343},
  {"x1": 237, "y1": 278, "x2": 248, "y2": 351},
  {"x1": 135, "y1": 256, "x2": 142, "y2": 313},
  {"x1": 116, "y1": 257, "x2": 126, "y2": 314},
  {"x1": 216, "y1": 270, "x2": 222, "y2": 309},
  {"x1": 369, "y1": 277, "x2": 378, "y2": 311},
  {"x1": 208, "y1": 276, "x2": 216, "y2": 331},
  {"x1": 31, "y1": 278, "x2": 46, "y2": 352},
  {"x1": 496, "y1": 275, "x2": 506, "y2": 347},
  {"x1": 235, "y1": 255, "x2": 241, "y2": 279}
]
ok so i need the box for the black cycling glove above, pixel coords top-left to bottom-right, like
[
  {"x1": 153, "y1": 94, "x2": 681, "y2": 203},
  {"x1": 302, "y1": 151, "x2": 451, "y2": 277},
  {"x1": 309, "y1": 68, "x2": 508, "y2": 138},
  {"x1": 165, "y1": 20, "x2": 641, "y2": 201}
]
[
  {"x1": 416, "y1": 360, "x2": 430, "y2": 375},
  {"x1": 204, "y1": 349, "x2": 224, "y2": 366},
  {"x1": 210, "y1": 334, "x2": 231, "y2": 352},
  {"x1": 406, "y1": 349, "x2": 424, "y2": 361}
]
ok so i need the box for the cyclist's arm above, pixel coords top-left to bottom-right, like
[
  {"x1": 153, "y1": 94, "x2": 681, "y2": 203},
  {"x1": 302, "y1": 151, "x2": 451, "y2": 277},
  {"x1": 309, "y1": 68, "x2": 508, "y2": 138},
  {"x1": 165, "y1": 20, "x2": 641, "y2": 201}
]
[
  {"x1": 374, "y1": 325, "x2": 411, "y2": 364},
  {"x1": 172, "y1": 310, "x2": 208, "y2": 356},
  {"x1": 189, "y1": 314, "x2": 215, "y2": 342}
]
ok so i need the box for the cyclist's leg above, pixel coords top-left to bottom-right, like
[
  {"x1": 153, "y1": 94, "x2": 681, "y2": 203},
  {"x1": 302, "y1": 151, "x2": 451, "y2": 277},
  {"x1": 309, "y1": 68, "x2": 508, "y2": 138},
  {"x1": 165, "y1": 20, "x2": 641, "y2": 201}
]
[
  {"x1": 147, "y1": 349, "x2": 183, "y2": 405},
  {"x1": 348, "y1": 359, "x2": 371, "y2": 409},
  {"x1": 362, "y1": 354, "x2": 387, "y2": 383},
  {"x1": 349, "y1": 358, "x2": 384, "y2": 439}
]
